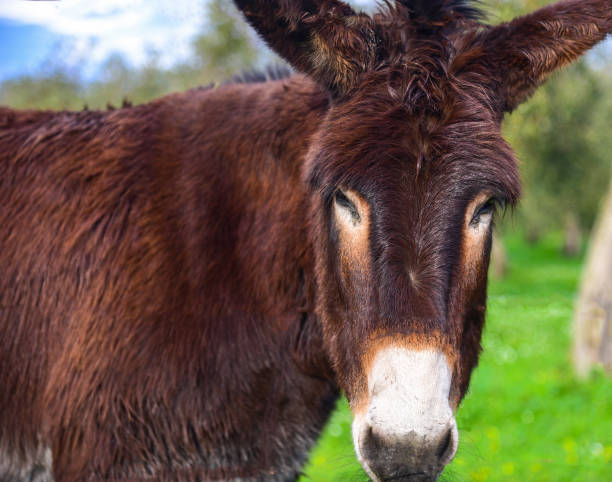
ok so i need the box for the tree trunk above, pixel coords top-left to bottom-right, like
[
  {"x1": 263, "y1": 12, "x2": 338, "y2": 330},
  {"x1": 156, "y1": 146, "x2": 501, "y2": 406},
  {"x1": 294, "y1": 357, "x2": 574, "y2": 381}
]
[
  {"x1": 573, "y1": 180, "x2": 612, "y2": 376},
  {"x1": 562, "y1": 212, "x2": 582, "y2": 257}
]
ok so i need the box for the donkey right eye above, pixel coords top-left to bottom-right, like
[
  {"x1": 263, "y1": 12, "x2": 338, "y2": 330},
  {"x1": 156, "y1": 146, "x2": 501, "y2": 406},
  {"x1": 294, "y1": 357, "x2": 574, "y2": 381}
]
[{"x1": 334, "y1": 190, "x2": 361, "y2": 224}]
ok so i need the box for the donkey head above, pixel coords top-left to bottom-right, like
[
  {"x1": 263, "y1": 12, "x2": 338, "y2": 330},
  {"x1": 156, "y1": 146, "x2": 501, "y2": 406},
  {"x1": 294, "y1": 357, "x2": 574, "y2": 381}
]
[{"x1": 234, "y1": 0, "x2": 611, "y2": 480}]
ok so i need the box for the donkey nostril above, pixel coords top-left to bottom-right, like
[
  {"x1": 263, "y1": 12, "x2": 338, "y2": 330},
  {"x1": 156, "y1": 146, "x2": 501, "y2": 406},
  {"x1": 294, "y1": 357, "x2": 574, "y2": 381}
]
[
  {"x1": 437, "y1": 429, "x2": 452, "y2": 458},
  {"x1": 437, "y1": 424, "x2": 459, "y2": 465},
  {"x1": 364, "y1": 424, "x2": 384, "y2": 453}
]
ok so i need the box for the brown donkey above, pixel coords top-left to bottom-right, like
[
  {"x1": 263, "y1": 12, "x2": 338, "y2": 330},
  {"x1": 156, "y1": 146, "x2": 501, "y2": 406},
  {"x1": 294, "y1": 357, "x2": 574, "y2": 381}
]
[{"x1": 1, "y1": 1, "x2": 611, "y2": 480}]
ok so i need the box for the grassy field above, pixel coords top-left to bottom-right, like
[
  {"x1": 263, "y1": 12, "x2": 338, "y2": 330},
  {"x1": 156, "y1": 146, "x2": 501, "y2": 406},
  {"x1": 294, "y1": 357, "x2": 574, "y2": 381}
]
[{"x1": 300, "y1": 234, "x2": 612, "y2": 481}]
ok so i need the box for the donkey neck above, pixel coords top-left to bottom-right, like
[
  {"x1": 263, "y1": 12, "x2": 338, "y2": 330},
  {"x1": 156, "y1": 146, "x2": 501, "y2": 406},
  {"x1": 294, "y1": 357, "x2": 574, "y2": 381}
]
[{"x1": 164, "y1": 74, "x2": 330, "y2": 330}]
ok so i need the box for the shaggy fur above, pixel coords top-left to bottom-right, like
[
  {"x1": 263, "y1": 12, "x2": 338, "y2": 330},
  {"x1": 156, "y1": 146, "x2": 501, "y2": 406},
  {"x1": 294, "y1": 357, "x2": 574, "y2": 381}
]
[{"x1": 0, "y1": 0, "x2": 610, "y2": 481}]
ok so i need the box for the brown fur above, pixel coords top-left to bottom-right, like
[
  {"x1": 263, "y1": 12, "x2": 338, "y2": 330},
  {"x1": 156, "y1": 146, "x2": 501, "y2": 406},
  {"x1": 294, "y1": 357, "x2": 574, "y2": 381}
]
[{"x1": 1, "y1": 0, "x2": 610, "y2": 480}]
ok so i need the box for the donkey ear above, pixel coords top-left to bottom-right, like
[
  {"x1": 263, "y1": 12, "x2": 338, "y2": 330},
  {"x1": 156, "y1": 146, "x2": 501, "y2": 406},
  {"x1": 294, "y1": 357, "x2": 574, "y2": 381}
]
[
  {"x1": 233, "y1": 0, "x2": 378, "y2": 97},
  {"x1": 480, "y1": 0, "x2": 612, "y2": 112}
]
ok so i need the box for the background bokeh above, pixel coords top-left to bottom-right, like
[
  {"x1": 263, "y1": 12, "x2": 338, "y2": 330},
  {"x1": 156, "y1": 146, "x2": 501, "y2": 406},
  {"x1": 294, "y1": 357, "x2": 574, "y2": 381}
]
[{"x1": 2, "y1": 1, "x2": 611, "y2": 480}]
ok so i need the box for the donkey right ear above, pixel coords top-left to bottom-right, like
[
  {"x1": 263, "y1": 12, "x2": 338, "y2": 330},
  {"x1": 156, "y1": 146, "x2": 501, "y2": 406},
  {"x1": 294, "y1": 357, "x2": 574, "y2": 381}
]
[
  {"x1": 233, "y1": 0, "x2": 378, "y2": 98},
  {"x1": 478, "y1": 0, "x2": 612, "y2": 113}
]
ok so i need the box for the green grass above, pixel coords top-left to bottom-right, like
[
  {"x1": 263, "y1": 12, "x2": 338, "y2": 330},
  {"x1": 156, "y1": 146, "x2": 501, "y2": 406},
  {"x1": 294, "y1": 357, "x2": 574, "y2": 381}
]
[{"x1": 300, "y1": 234, "x2": 612, "y2": 481}]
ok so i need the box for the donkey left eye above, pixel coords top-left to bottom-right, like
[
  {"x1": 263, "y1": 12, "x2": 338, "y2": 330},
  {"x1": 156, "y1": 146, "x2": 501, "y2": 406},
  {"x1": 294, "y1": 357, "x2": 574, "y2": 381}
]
[
  {"x1": 471, "y1": 198, "x2": 497, "y2": 226},
  {"x1": 334, "y1": 190, "x2": 361, "y2": 223}
]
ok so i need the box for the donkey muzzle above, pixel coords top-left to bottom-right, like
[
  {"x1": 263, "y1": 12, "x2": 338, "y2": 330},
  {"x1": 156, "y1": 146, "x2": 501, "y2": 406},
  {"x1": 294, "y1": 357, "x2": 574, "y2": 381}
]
[{"x1": 352, "y1": 348, "x2": 458, "y2": 481}]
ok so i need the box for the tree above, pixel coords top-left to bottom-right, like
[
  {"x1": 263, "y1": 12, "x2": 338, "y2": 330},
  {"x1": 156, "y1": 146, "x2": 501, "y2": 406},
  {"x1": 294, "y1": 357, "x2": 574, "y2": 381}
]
[
  {"x1": 573, "y1": 175, "x2": 612, "y2": 376},
  {"x1": 191, "y1": 0, "x2": 260, "y2": 80},
  {"x1": 0, "y1": 69, "x2": 83, "y2": 110},
  {"x1": 503, "y1": 60, "x2": 612, "y2": 252}
]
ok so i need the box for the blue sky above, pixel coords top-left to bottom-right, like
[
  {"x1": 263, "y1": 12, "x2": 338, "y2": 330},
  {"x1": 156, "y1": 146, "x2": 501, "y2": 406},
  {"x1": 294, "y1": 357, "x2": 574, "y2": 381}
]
[
  {"x1": 0, "y1": 18, "x2": 59, "y2": 79},
  {"x1": 0, "y1": 0, "x2": 609, "y2": 82}
]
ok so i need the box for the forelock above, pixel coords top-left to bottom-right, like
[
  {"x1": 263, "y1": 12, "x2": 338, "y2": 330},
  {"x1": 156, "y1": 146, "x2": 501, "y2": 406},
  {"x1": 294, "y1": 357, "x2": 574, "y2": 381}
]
[{"x1": 327, "y1": 1, "x2": 489, "y2": 115}]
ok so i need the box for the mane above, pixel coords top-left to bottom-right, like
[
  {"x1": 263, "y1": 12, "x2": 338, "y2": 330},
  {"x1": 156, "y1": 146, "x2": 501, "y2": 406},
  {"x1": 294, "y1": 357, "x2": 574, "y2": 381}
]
[
  {"x1": 229, "y1": 64, "x2": 294, "y2": 85},
  {"x1": 375, "y1": 0, "x2": 484, "y2": 43},
  {"x1": 361, "y1": 0, "x2": 484, "y2": 115},
  {"x1": 394, "y1": 0, "x2": 484, "y2": 26}
]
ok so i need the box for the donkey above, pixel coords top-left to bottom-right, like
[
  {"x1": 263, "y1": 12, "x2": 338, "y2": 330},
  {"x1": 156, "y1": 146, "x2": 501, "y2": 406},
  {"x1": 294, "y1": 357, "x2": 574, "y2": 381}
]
[{"x1": 1, "y1": 0, "x2": 611, "y2": 480}]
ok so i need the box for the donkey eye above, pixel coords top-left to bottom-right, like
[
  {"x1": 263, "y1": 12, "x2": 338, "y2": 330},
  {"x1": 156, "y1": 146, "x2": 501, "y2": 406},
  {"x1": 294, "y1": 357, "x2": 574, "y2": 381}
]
[
  {"x1": 471, "y1": 198, "x2": 497, "y2": 226},
  {"x1": 334, "y1": 190, "x2": 361, "y2": 223}
]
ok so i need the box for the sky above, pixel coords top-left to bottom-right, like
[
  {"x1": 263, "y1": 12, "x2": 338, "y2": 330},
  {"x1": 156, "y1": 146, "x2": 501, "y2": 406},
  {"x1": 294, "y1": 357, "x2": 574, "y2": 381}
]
[
  {"x1": 0, "y1": 0, "x2": 208, "y2": 81},
  {"x1": 0, "y1": 0, "x2": 610, "y2": 82}
]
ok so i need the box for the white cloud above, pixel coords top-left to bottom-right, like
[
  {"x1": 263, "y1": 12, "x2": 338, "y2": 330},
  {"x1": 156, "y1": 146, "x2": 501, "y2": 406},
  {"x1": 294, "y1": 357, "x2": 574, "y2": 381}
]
[{"x1": 0, "y1": 0, "x2": 207, "y2": 72}]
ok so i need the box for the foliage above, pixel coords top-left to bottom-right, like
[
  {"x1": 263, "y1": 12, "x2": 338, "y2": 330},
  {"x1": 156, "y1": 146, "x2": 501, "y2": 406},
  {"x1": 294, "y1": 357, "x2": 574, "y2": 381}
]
[
  {"x1": 0, "y1": 68, "x2": 83, "y2": 110},
  {"x1": 503, "y1": 62, "x2": 612, "y2": 237},
  {"x1": 485, "y1": 0, "x2": 612, "y2": 238},
  {"x1": 191, "y1": 0, "x2": 259, "y2": 80},
  {"x1": 301, "y1": 233, "x2": 612, "y2": 481},
  {"x1": 484, "y1": 0, "x2": 551, "y2": 21}
]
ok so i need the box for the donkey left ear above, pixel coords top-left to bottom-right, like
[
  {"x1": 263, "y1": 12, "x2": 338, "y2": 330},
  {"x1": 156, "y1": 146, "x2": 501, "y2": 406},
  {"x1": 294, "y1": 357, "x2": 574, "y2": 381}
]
[
  {"x1": 478, "y1": 0, "x2": 612, "y2": 113},
  {"x1": 233, "y1": 0, "x2": 378, "y2": 97}
]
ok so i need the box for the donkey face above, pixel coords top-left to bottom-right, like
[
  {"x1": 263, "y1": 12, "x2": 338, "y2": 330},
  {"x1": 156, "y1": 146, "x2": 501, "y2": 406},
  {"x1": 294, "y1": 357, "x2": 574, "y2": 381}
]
[
  {"x1": 306, "y1": 73, "x2": 520, "y2": 478},
  {"x1": 234, "y1": 0, "x2": 612, "y2": 479}
]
